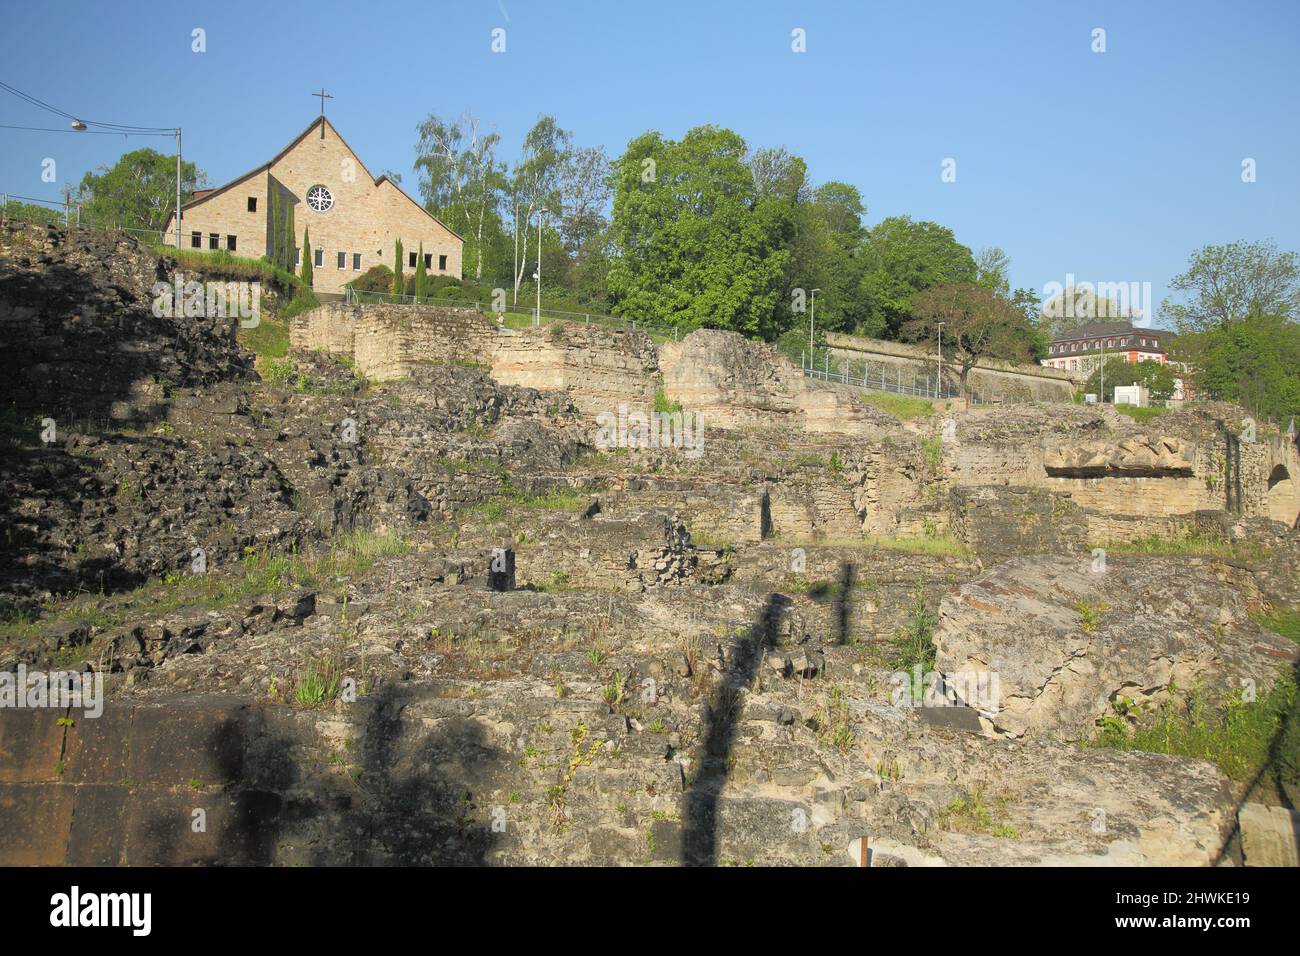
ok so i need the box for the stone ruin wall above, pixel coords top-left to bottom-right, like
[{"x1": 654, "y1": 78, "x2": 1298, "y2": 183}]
[
  {"x1": 292, "y1": 303, "x2": 493, "y2": 381},
  {"x1": 288, "y1": 304, "x2": 1300, "y2": 539},
  {"x1": 488, "y1": 323, "x2": 659, "y2": 417}
]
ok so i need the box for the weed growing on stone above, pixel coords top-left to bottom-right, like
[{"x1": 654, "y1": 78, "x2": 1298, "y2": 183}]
[
  {"x1": 889, "y1": 584, "x2": 938, "y2": 676},
  {"x1": 922, "y1": 436, "x2": 942, "y2": 470},
  {"x1": 1073, "y1": 599, "x2": 1110, "y2": 634},
  {"x1": 938, "y1": 783, "x2": 1018, "y2": 837},
  {"x1": 654, "y1": 387, "x2": 682, "y2": 415},
  {"x1": 292, "y1": 651, "x2": 345, "y2": 707}
]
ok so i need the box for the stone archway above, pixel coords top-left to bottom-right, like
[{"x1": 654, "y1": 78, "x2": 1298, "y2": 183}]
[{"x1": 1264, "y1": 464, "x2": 1297, "y2": 526}]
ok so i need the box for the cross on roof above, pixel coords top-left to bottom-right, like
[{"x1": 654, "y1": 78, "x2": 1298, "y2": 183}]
[{"x1": 312, "y1": 88, "x2": 334, "y2": 116}]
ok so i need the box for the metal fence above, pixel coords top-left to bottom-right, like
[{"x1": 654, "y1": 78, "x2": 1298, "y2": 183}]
[
  {"x1": 798, "y1": 350, "x2": 1015, "y2": 405},
  {"x1": 1, "y1": 191, "x2": 168, "y2": 244}
]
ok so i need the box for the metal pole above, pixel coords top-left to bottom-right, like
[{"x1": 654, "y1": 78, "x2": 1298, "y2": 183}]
[
  {"x1": 937, "y1": 322, "x2": 944, "y2": 401},
  {"x1": 175, "y1": 128, "x2": 182, "y2": 249}
]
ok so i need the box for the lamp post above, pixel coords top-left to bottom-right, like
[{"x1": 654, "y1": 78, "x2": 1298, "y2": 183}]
[
  {"x1": 809, "y1": 288, "x2": 821, "y2": 354},
  {"x1": 535, "y1": 209, "x2": 542, "y2": 325},
  {"x1": 534, "y1": 206, "x2": 560, "y2": 326},
  {"x1": 936, "y1": 322, "x2": 945, "y2": 399},
  {"x1": 1099, "y1": 339, "x2": 1106, "y2": 404},
  {"x1": 175, "y1": 127, "x2": 182, "y2": 248}
]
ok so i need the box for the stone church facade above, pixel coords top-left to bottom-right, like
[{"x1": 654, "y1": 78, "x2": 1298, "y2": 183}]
[{"x1": 161, "y1": 117, "x2": 462, "y2": 294}]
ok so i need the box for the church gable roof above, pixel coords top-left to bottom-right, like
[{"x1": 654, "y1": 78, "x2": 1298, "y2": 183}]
[{"x1": 173, "y1": 116, "x2": 462, "y2": 241}]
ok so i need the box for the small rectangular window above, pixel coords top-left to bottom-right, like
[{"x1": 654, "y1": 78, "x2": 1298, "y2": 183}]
[
  {"x1": 352, "y1": 253, "x2": 361, "y2": 271},
  {"x1": 424, "y1": 253, "x2": 432, "y2": 270},
  {"x1": 314, "y1": 249, "x2": 323, "y2": 267},
  {"x1": 247, "y1": 197, "x2": 257, "y2": 212},
  {"x1": 337, "y1": 251, "x2": 346, "y2": 270},
  {"x1": 295, "y1": 247, "x2": 301, "y2": 266},
  {"x1": 208, "y1": 233, "x2": 219, "y2": 250},
  {"x1": 438, "y1": 254, "x2": 447, "y2": 270},
  {"x1": 227, "y1": 235, "x2": 237, "y2": 252},
  {"x1": 408, "y1": 252, "x2": 417, "y2": 268},
  {"x1": 191, "y1": 231, "x2": 201, "y2": 248}
]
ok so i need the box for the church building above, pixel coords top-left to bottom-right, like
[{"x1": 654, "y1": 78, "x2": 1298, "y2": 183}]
[{"x1": 161, "y1": 115, "x2": 462, "y2": 295}]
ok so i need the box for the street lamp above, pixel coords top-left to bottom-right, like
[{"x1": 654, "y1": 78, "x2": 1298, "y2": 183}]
[{"x1": 809, "y1": 288, "x2": 821, "y2": 353}]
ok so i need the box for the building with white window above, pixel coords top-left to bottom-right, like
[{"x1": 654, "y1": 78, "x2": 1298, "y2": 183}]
[
  {"x1": 1041, "y1": 321, "x2": 1170, "y2": 374},
  {"x1": 160, "y1": 116, "x2": 462, "y2": 295}
]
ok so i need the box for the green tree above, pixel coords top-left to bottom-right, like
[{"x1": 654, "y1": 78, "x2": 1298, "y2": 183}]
[
  {"x1": 1162, "y1": 240, "x2": 1300, "y2": 332},
  {"x1": 392, "y1": 239, "x2": 404, "y2": 296},
  {"x1": 1084, "y1": 358, "x2": 1178, "y2": 403},
  {"x1": 857, "y1": 217, "x2": 977, "y2": 339},
  {"x1": 607, "y1": 126, "x2": 793, "y2": 338},
  {"x1": 414, "y1": 242, "x2": 427, "y2": 300},
  {"x1": 2, "y1": 198, "x2": 61, "y2": 225},
  {"x1": 280, "y1": 193, "x2": 295, "y2": 273},
  {"x1": 77, "y1": 147, "x2": 205, "y2": 233},
  {"x1": 973, "y1": 247, "x2": 1011, "y2": 296},
  {"x1": 1178, "y1": 314, "x2": 1300, "y2": 422},
  {"x1": 300, "y1": 227, "x2": 313, "y2": 287},
  {"x1": 902, "y1": 282, "x2": 1039, "y2": 396},
  {"x1": 780, "y1": 179, "x2": 867, "y2": 337},
  {"x1": 414, "y1": 111, "x2": 504, "y2": 282},
  {"x1": 508, "y1": 116, "x2": 573, "y2": 303}
]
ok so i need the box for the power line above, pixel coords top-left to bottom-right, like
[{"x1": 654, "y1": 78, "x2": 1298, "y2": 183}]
[
  {"x1": 0, "y1": 80, "x2": 174, "y2": 132},
  {"x1": 0, "y1": 123, "x2": 174, "y2": 137}
]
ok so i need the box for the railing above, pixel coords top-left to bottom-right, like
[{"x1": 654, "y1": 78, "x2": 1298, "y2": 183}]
[
  {"x1": 798, "y1": 351, "x2": 1013, "y2": 405},
  {"x1": 342, "y1": 284, "x2": 681, "y2": 340}
]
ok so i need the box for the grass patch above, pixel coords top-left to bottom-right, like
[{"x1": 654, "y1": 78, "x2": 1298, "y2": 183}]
[
  {"x1": 237, "y1": 315, "x2": 289, "y2": 362},
  {"x1": 860, "y1": 391, "x2": 935, "y2": 420},
  {"x1": 1098, "y1": 527, "x2": 1265, "y2": 562},
  {"x1": 865, "y1": 534, "x2": 969, "y2": 558},
  {"x1": 293, "y1": 653, "x2": 345, "y2": 707},
  {"x1": 475, "y1": 483, "x2": 590, "y2": 520},
  {"x1": 938, "y1": 783, "x2": 1018, "y2": 837},
  {"x1": 155, "y1": 247, "x2": 319, "y2": 324},
  {"x1": 1084, "y1": 675, "x2": 1299, "y2": 787},
  {"x1": 0, "y1": 529, "x2": 411, "y2": 647},
  {"x1": 1113, "y1": 404, "x2": 1170, "y2": 423},
  {"x1": 1254, "y1": 608, "x2": 1300, "y2": 645},
  {"x1": 262, "y1": 359, "x2": 365, "y2": 396}
]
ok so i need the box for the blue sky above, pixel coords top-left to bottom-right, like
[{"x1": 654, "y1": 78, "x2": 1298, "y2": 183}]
[{"x1": 2, "y1": 0, "x2": 1297, "y2": 326}]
